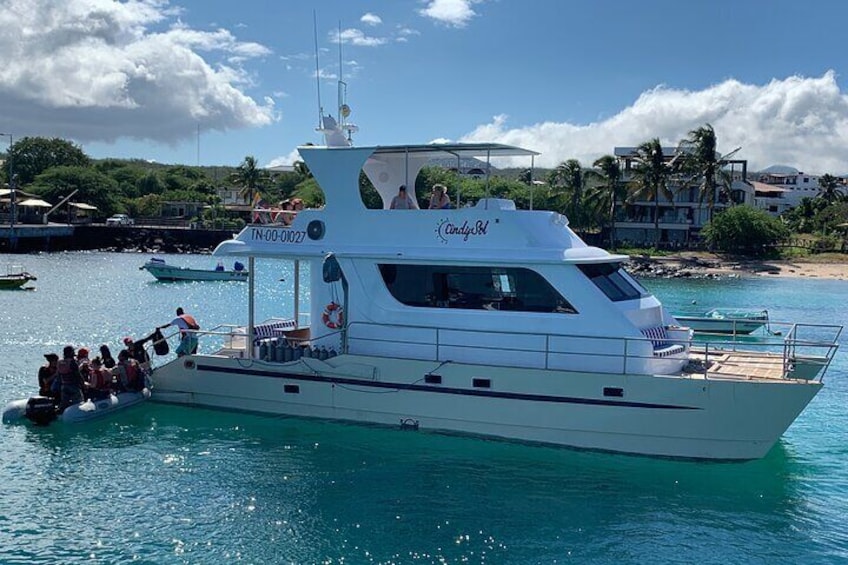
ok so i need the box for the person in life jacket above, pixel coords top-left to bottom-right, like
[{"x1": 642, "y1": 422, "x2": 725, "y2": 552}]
[
  {"x1": 113, "y1": 350, "x2": 143, "y2": 392},
  {"x1": 122, "y1": 336, "x2": 151, "y2": 370},
  {"x1": 85, "y1": 357, "x2": 113, "y2": 400},
  {"x1": 57, "y1": 345, "x2": 85, "y2": 412},
  {"x1": 158, "y1": 307, "x2": 200, "y2": 357}
]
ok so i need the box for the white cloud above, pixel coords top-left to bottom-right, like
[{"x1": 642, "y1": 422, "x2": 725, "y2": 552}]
[
  {"x1": 460, "y1": 72, "x2": 848, "y2": 173},
  {"x1": 361, "y1": 13, "x2": 382, "y2": 26},
  {"x1": 335, "y1": 28, "x2": 387, "y2": 47},
  {"x1": 419, "y1": 0, "x2": 481, "y2": 28},
  {"x1": 0, "y1": 0, "x2": 276, "y2": 144},
  {"x1": 395, "y1": 26, "x2": 421, "y2": 42},
  {"x1": 266, "y1": 148, "x2": 301, "y2": 168}
]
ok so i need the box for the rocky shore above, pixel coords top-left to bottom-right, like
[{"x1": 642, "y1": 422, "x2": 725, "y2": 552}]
[{"x1": 624, "y1": 252, "x2": 848, "y2": 281}]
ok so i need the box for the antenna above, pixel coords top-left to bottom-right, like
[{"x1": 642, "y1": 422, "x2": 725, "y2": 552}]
[
  {"x1": 338, "y1": 20, "x2": 343, "y2": 125},
  {"x1": 313, "y1": 15, "x2": 357, "y2": 147},
  {"x1": 336, "y1": 21, "x2": 357, "y2": 143},
  {"x1": 313, "y1": 10, "x2": 323, "y2": 129}
]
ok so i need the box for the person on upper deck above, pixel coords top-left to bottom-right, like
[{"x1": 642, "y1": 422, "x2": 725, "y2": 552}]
[
  {"x1": 428, "y1": 184, "x2": 451, "y2": 209},
  {"x1": 390, "y1": 185, "x2": 415, "y2": 210},
  {"x1": 158, "y1": 307, "x2": 199, "y2": 357},
  {"x1": 275, "y1": 199, "x2": 295, "y2": 225}
]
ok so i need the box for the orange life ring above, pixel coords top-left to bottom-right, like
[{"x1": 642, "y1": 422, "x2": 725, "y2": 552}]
[{"x1": 322, "y1": 302, "x2": 344, "y2": 329}]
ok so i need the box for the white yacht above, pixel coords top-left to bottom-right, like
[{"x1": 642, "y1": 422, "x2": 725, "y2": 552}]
[{"x1": 149, "y1": 116, "x2": 841, "y2": 460}]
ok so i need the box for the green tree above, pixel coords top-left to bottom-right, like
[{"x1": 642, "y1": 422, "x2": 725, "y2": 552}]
[
  {"x1": 29, "y1": 166, "x2": 121, "y2": 216},
  {"x1": 547, "y1": 159, "x2": 584, "y2": 226},
  {"x1": 630, "y1": 139, "x2": 673, "y2": 245},
  {"x1": 817, "y1": 174, "x2": 844, "y2": 204},
  {"x1": 231, "y1": 155, "x2": 270, "y2": 205},
  {"x1": 586, "y1": 155, "x2": 624, "y2": 249},
  {"x1": 8, "y1": 137, "x2": 90, "y2": 185},
  {"x1": 701, "y1": 205, "x2": 789, "y2": 255},
  {"x1": 136, "y1": 171, "x2": 164, "y2": 195},
  {"x1": 293, "y1": 160, "x2": 312, "y2": 180},
  {"x1": 678, "y1": 124, "x2": 734, "y2": 221},
  {"x1": 131, "y1": 194, "x2": 164, "y2": 217}
]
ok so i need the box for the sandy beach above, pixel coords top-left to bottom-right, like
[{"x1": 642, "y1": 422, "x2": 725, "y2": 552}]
[{"x1": 626, "y1": 252, "x2": 848, "y2": 281}]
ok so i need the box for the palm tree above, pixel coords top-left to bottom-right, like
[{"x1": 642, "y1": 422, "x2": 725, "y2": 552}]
[
  {"x1": 678, "y1": 124, "x2": 734, "y2": 222},
  {"x1": 548, "y1": 159, "x2": 584, "y2": 227},
  {"x1": 630, "y1": 139, "x2": 673, "y2": 247},
  {"x1": 586, "y1": 155, "x2": 624, "y2": 249},
  {"x1": 817, "y1": 173, "x2": 844, "y2": 204},
  {"x1": 231, "y1": 155, "x2": 269, "y2": 205}
]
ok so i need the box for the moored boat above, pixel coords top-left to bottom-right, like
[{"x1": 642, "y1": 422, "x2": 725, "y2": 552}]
[
  {"x1": 2, "y1": 389, "x2": 150, "y2": 426},
  {"x1": 147, "y1": 104, "x2": 842, "y2": 461},
  {"x1": 671, "y1": 307, "x2": 770, "y2": 335},
  {"x1": 0, "y1": 266, "x2": 37, "y2": 290},
  {"x1": 140, "y1": 257, "x2": 248, "y2": 282}
]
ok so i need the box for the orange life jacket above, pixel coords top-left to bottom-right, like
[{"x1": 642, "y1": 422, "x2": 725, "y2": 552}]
[{"x1": 179, "y1": 314, "x2": 199, "y2": 331}]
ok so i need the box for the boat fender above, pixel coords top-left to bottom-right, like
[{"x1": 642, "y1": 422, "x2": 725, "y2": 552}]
[
  {"x1": 284, "y1": 344, "x2": 294, "y2": 362},
  {"x1": 275, "y1": 339, "x2": 286, "y2": 362},
  {"x1": 322, "y1": 253, "x2": 342, "y2": 282},
  {"x1": 307, "y1": 220, "x2": 325, "y2": 240},
  {"x1": 259, "y1": 340, "x2": 269, "y2": 361},
  {"x1": 322, "y1": 302, "x2": 344, "y2": 329},
  {"x1": 292, "y1": 346, "x2": 303, "y2": 361}
]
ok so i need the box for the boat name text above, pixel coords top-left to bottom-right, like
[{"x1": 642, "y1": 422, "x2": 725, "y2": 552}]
[
  {"x1": 436, "y1": 219, "x2": 490, "y2": 243},
  {"x1": 250, "y1": 228, "x2": 306, "y2": 244}
]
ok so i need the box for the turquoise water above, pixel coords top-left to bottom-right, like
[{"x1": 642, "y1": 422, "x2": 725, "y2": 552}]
[{"x1": 1, "y1": 252, "x2": 847, "y2": 564}]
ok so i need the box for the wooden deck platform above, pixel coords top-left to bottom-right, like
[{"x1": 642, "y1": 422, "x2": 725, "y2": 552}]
[{"x1": 687, "y1": 348, "x2": 789, "y2": 381}]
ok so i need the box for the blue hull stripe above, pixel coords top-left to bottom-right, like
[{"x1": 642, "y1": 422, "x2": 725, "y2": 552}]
[{"x1": 195, "y1": 363, "x2": 700, "y2": 410}]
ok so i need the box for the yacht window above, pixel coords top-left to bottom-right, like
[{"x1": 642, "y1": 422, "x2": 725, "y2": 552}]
[
  {"x1": 378, "y1": 264, "x2": 577, "y2": 313},
  {"x1": 578, "y1": 263, "x2": 645, "y2": 302}
]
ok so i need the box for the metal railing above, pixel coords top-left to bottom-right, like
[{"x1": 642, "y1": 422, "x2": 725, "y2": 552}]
[{"x1": 148, "y1": 318, "x2": 841, "y2": 383}]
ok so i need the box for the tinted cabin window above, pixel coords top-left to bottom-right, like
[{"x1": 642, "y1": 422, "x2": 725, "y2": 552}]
[
  {"x1": 578, "y1": 263, "x2": 645, "y2": 302},
  {"x1": 378, "y1": 264, "x2": 577, "y2": 313}
]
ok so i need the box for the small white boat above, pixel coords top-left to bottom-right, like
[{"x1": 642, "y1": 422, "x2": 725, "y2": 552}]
[
  {"x1": 672, "y1": 308, "x2": 769, "y2": 335},
  {"x1": 2, "y1": 389, "x2": 151, "y2": 426},
  {"x1": 139, "y1": 257, "x2": 248, "y2": 282}
]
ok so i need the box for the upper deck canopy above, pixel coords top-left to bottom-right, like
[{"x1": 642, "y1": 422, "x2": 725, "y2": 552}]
[
  {"x1": 366, "y1": 142, "x2": 539, "y2": 159},
  {"x1": 298, "y1": 142, "x2": 539, "y2": 211}
]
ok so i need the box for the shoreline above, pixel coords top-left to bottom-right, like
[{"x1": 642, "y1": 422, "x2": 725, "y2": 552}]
[{"x1": 625, "y1": 252, "x2": 848, "y2": 281}]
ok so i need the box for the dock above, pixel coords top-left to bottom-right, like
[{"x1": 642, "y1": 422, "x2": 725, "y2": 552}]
[{"x1": 0, "y1": 223, "x2": 234, "y2": 253}]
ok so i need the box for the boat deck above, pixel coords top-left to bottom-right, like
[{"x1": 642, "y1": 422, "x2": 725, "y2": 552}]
[{"x1": 706, "y1": 351, "x2": 787, "y2": 380}]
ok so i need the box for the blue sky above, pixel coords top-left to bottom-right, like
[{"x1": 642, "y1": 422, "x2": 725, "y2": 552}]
[{"x1": 2, "y1": 0, "x2": 848, "y2": 173}]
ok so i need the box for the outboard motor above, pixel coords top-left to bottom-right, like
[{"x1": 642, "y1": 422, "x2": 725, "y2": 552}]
[{"x1": 25, "y1": 396, "x2": 57, "y2": 426}]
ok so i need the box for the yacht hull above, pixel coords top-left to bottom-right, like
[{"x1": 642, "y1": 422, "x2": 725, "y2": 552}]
[{"x1": 151, "y1": 354, "x2": 820, "y2": 460}]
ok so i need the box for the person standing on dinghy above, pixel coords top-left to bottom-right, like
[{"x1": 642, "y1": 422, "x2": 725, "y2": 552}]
[
  {"x1": 57, "y1": 346, "x2": 85, "y2": 412},
  {"x1": 158, "y1": 307, "x2": 200, "y2": 357}
]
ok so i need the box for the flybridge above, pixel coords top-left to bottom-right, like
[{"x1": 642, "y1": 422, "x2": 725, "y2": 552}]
[{"x1": 298, "y1": 142, "x2": 541, "y2": 213}]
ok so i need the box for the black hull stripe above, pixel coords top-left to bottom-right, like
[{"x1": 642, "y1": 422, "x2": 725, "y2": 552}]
[{"x1": 195, "y1": 363, "x2": 699, "y2": 410}]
